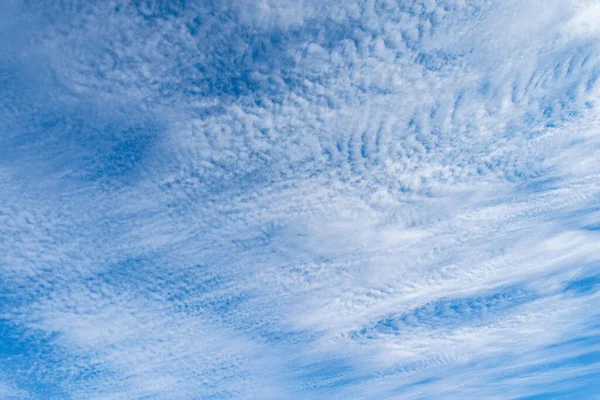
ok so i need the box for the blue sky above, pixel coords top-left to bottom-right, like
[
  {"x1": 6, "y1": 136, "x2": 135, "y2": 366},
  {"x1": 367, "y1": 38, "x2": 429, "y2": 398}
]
[{"x1": 1, "y1": 0, "x2": 600, "y2": 398}]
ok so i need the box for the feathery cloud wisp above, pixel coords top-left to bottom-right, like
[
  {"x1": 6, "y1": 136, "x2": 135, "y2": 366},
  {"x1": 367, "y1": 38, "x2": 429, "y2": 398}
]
[{"x1": 1, "y1": 0, "x2": 600, "y2": 398}]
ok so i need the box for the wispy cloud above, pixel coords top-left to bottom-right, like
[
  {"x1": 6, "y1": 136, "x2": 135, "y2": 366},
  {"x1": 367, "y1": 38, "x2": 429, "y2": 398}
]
[{"x1": 1, "y1": 0, "x2": 600, "y2": 398}]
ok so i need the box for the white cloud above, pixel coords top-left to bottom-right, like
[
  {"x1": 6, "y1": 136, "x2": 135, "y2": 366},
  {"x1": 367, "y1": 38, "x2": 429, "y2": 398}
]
[
  {"x1": 1, "y1": 0, "x2": 600, "y2": 398},
  {"x1": 566, "y1": 3, "x2": 600, "y2": 38}
]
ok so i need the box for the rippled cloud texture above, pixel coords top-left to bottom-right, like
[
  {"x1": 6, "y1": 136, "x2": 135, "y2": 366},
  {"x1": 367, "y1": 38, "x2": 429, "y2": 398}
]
[{"x1": 2, "y1": 0, "x2": 600, "y2": 398}]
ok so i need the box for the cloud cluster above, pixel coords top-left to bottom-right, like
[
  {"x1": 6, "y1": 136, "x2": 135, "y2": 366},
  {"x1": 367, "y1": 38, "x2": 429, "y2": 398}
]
[{"x1": 1, "y1": 0, "x2": 600, "y2": 398}]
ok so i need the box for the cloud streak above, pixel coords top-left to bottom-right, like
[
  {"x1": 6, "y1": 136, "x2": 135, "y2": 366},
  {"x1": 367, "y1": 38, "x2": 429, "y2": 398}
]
[{"x1": 1, "y1": 0, "x2": 600, "y2": 398}]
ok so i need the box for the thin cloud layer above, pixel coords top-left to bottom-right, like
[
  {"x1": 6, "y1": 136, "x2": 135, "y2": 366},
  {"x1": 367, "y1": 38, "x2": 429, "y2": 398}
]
[{"x1": 1, "y1": 0, "x2": 600, "y2": 398}]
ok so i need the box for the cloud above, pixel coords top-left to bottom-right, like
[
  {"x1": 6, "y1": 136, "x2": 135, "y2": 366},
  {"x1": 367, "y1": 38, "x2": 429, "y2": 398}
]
[
  {"x1": 566, "y1": 3, "x2": 600, "y2": 39},
  {"x1": 1, "y1": 0, "x2": 600, "y2": 398}
]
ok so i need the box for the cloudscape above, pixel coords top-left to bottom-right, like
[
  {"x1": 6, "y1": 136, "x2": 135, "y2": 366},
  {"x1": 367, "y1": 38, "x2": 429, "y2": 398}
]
[{"x1": 1, "y1": 0, "x2": 600, "y2": 398}]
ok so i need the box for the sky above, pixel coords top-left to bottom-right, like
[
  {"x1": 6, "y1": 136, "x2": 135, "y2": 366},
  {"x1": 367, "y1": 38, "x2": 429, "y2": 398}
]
[{"x1": 1, "y1": 0, "x2": 600, "y2": 399}]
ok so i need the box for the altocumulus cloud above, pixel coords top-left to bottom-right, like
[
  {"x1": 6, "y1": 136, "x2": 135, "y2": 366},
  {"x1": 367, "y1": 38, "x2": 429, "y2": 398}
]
[{"x1": 1, "y1": 0, "x2": 600, "y2": 398}]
